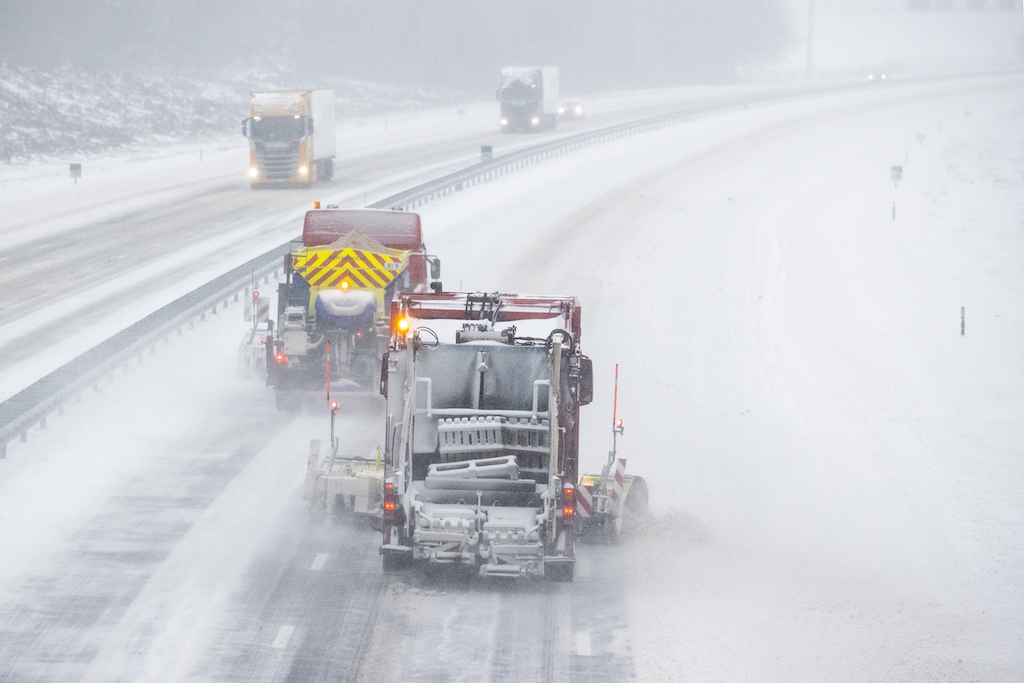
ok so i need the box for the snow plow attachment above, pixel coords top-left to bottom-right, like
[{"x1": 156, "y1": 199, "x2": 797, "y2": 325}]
[
  {"x1": 305, "y1": 439, "x2": 385, "y2": 526},
  {"x1": 576, "y1": 364, "x2": 648, "y2": 541},
  {"x1": 576, "y1": 460, "x2": 648, "y2": 541}
]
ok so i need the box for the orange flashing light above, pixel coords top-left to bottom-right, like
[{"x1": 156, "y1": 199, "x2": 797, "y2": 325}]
[
  {"x1": 396, "y1": 317, "x2": 410, "y2": 333},
  {"x1": 562, "y1": 486, "x2": 575, "y2": 518},
  {"x1": 341, "y1": 281, "x2": 349, "y2": 290},
  {"x1": 275, "y1": 353, "x2": 286, "y2": 364},
  {"x1": 313, "y1": 201, "x2": 321, "y2": 209},
  {"x1": 330, "y1": 401, "x2": 339, "y2": 411}
]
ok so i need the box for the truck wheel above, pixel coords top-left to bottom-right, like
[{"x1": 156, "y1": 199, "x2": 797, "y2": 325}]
[
  {"x1": 546, "y1": 562, "x2": 574, "y2": 583},
  {"x1": 382, "y1": 552, "x2": 406, "y2": 574},
  {"x1": 318, "y1": 159, "x2": 334, "y2": 181}
]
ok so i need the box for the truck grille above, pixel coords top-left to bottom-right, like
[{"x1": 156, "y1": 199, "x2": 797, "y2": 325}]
[{"x1": 255, "y1": 142, "x2": 300, "y2": 180}]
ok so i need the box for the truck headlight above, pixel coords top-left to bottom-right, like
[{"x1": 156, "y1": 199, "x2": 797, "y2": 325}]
[
  {"x1": 249, "y1": 167, "x2": 259, "y2": 178},
  {"x1": 558, "y1": 108, "x2": 565, "y2": 115},
  {"x1": 575, "y1": 106, "x2": 583, "y2": 114},
  {"x1": 299, "y1": 166, "x2": 308, "y2": 175},
  {"x1": 531, "y1": 117, "x2": 540, "y2": 126},
  {"x1": 500, "y1": 118, "x2": 508, "y2": 126}
]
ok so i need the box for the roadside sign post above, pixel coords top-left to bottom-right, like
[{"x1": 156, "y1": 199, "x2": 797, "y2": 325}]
[
  {"x1": 481, "y1": 145, "x2": 493, "y2": 163},
  {"x1": 70, "y1": 163, "x2": 82, "y2": 185},
  {"x1": 891, "y1": 165, "x2": 902, "y2": 189}
]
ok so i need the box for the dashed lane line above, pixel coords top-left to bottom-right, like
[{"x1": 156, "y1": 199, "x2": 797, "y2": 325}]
[
  {"x1": 272, "y1": 624, "x2": 295, "y2": 649},
  {"x1": 575, "y1": 631, "x2": 592, "y2": 657},
  {"x1": 311, "y1": 553, "x2": 328, "y2": 571}
]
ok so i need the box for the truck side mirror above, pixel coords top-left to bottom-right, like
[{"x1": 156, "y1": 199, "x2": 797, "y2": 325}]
[
  {"x1": 429, "y1": 257, "x2": 441, "y2": 280},
  {"x1": 578, "y1": 356, "x2": 593, "y2": 405},
  {"x1": 241, "y1": 118, "x2": 250, "y2": 138}
]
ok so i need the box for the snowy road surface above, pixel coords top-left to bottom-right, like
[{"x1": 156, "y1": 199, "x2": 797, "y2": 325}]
[{"x1": 1, "y1": 74, "x2": 1022, "y2": 681}]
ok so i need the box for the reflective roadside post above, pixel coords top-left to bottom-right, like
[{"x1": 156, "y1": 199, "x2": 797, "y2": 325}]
[{"x1": 481, "y1": 145, "x2": 493, "y2": 162}]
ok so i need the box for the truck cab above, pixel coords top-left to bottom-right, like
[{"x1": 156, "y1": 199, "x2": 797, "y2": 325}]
[
  {"x1": 498, "y1": 67, "x2": 559, "y2": 133},
  {"x1": 242, "y1": 90, "x2": 336, "y2": 187}
]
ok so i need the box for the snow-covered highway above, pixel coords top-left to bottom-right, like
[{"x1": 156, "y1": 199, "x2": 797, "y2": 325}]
[{"x1": 1, "y1": 74, "x2": 1022, "y2": 681}]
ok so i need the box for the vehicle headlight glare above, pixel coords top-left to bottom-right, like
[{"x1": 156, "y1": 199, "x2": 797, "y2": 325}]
[{"x1": 249, "y1": 167, "x2": 259, "y2": 178}]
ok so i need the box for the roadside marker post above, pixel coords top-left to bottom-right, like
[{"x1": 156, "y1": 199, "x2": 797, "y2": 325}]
[{"x1": 70, "y1": 163, "x2": 81, "y2": 185}]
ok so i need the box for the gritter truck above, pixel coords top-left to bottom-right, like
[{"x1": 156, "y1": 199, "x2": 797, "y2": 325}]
[
  {"x1": 498, "y1": 67, "x2": 559, "y2": 133},
  {"x1": 379, "y1": 292, "x2": 592, "y2": 581},
  {"x1": 242, "y1": 90, "x2": 336, "y2": 187},
  {"x1": 267, "y1": 207, "x2": 441, "y2": 407}
]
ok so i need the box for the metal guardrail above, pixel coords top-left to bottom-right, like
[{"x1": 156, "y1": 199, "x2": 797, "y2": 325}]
[{"x1": 0, "y1": 80, "x2": 877, "y2": 458}]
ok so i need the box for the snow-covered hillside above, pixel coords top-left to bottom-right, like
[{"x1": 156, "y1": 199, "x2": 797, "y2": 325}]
[{"x1": 0, "y1": 64, "x2": 463, "y2": 162}]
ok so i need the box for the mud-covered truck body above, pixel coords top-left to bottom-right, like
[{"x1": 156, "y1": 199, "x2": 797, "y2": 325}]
[
  {"x1": 379, "y1": 292, "x2": 593, "y2": 581},
  {"x1": 267, "y1": 208, "x2": 440, "y2": 401},
  {"x1": 242, "y1": 90, "x2": 336, "y2": 186},
  {"x1": 498, "y1": 66, "x2": 559, "y2": 133}
]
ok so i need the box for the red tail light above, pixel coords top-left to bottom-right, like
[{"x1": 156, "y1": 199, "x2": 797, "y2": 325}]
[
  {"x1": 562, "y1": 485, "x2": 575, "y2": 520},
  {"x1": 275, "y1": 353, "x2": 287, "y2": 364},
  {"x1": 383, "y1": 480, "x2": 396, "y2": 521}
]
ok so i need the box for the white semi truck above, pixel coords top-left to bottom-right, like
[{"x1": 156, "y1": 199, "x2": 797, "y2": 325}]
[{"x1": 498, "y1": 67, "x2": 559, "y2": 133}]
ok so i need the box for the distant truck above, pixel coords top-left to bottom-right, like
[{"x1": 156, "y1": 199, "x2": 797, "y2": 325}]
[
  {"x1": 379, "y1": 292, "x2": 592, "y2": 581},
  {"x1": 266, "y1": 207, "x2": 441, "y2": 406},
  {"x1": 498, "y1": 67, "x2": 559, "y2": 133},
  {"x1": 241, "y1": 90, "x2": 336, "y2": 187}
]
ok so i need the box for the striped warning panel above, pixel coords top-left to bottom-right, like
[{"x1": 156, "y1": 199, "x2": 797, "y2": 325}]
[
  {"x1": 609, "y1": 458, "x2": 626, "y2": 514},
  {"x1": 576, "y1": 484, "x2": 593, "y2": 518},
  {"x1": 292, "y1": 247, "x2": 407, "y2": 290}
]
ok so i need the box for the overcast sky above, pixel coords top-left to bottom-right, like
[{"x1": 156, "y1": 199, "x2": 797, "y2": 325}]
[{"x1": 0, "y1": 0, "x2": 794, "y2": 92}]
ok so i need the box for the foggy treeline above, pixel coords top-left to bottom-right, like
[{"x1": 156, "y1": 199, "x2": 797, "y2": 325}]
[{"x1": 0, "y1": 0, "x2": 792, "y2": 93}]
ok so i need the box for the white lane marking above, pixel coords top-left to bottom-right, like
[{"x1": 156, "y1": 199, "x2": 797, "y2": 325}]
[
  {"x1": 272, "y1": 624, "x2": 295, "y2": 649},
  {"x1": 576, "y1": 558, "x2": 591, "y2": 578},
  {"x1": 311, "y1": 553, "x2": 328, "y2": 571},
  {"x1": 575, "y1": 631, "x2": 592, "y2": 657}
]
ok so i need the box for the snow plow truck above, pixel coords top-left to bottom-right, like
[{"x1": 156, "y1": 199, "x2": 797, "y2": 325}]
[
  {"x1": 379, "y1": 291, "x2": 647, "y2": 582},
  {"x1": 266, "y1": 207, "x2": 442, "y2": 408}
]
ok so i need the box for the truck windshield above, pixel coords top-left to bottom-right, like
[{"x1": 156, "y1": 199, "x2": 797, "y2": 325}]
[
  {"x1": 250, "y1": 116, "x2": 306, "y2": 141},
  {"x1": 500, "y1": 81, "x2": 541, "y2": 104}
]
